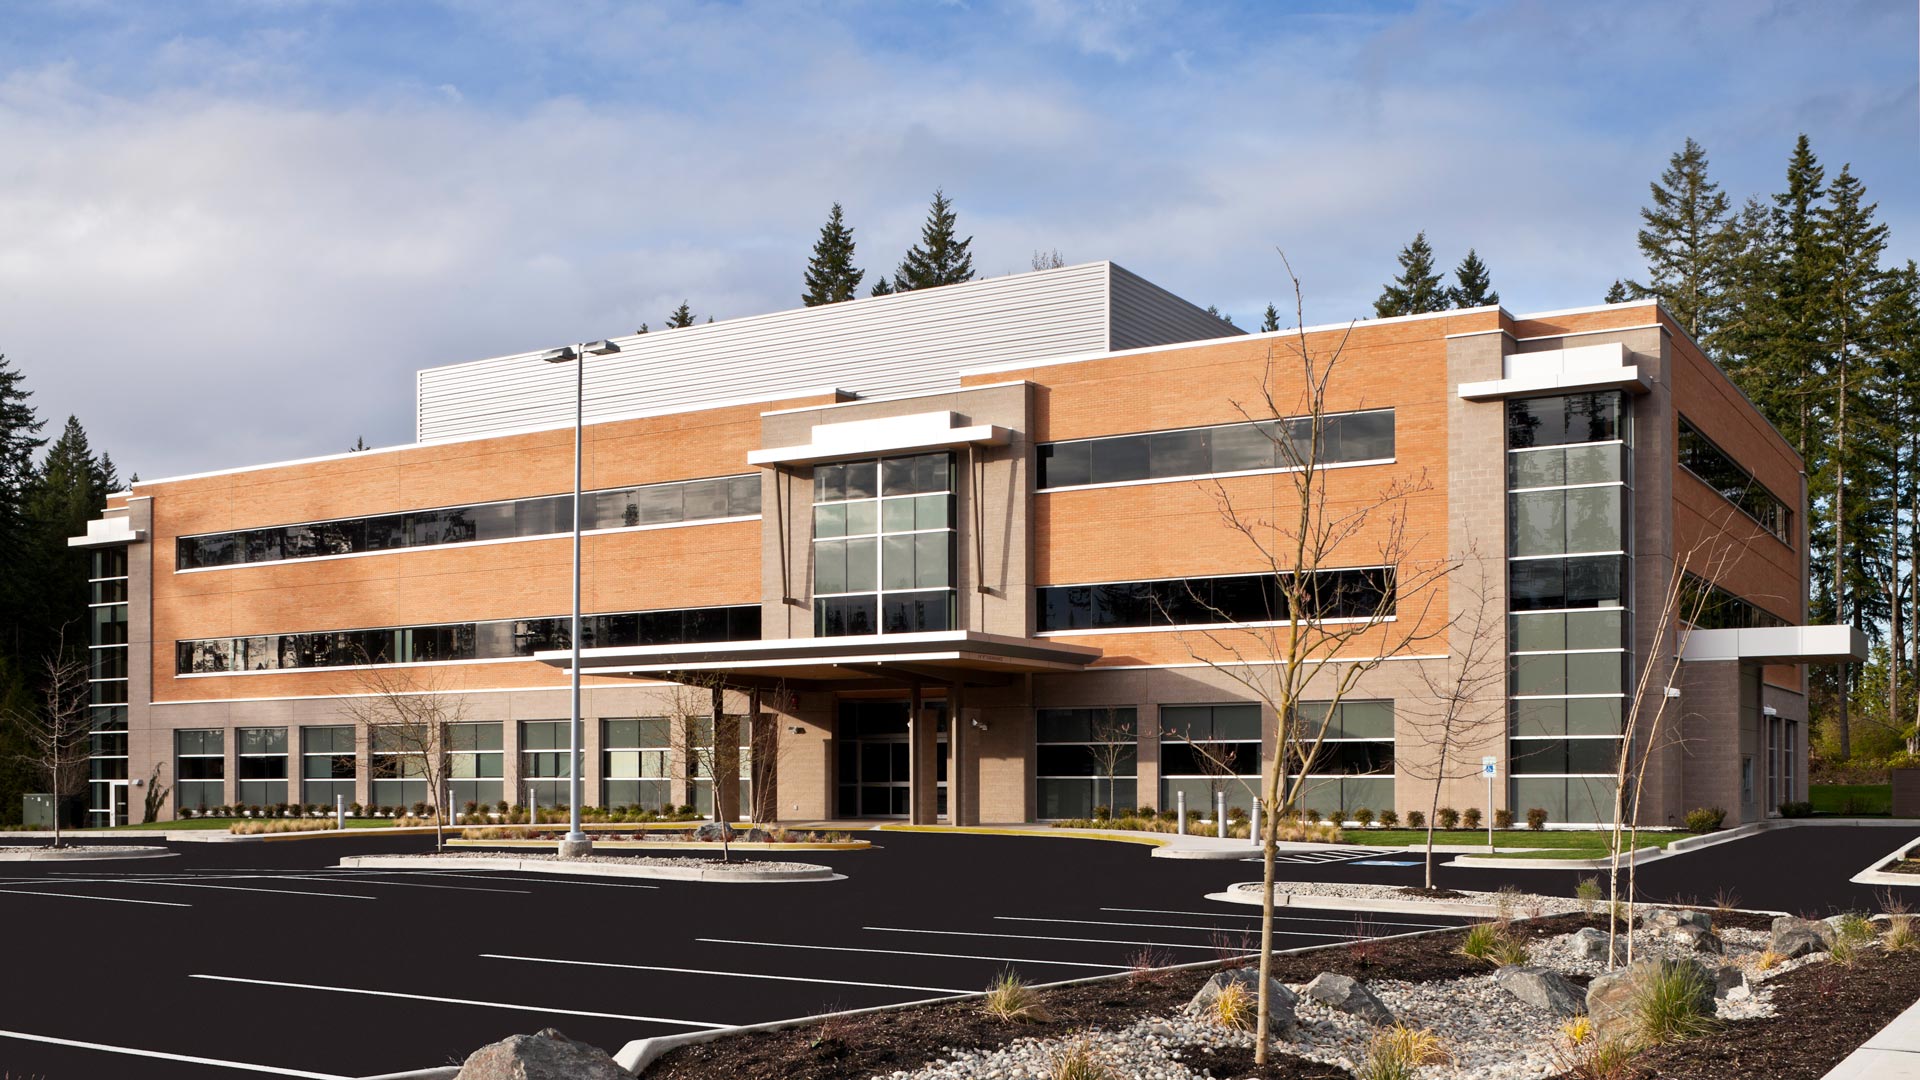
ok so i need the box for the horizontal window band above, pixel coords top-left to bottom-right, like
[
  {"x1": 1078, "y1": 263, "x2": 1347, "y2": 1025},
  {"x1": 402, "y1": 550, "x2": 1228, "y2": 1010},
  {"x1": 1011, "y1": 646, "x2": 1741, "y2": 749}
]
[
  {"x1": 1510, "y1": 694, "x2": 1628, "y2": 701},
  {"x1": 1038, "y1": 457, "x2": 1394, "y2": 495},
  {"x1": 1508, "y1": 440, "x2": 1627, "y2": 454},
  {"x1": 175, "y1": 514, "x2": 762, "y2": 575},
  {"x1": 1509, "y1": 648, "x2": 1628, "y2": 656},
  {"x1": 1037, "y1": 615, "x2": 1394, "y2": 638},
  {"x1": 1507, "y1": 550, "x2": 1627, "y2": 562},
  {"x1": 1507, "y1": 481, "x2": 1630, "y2": 494}
]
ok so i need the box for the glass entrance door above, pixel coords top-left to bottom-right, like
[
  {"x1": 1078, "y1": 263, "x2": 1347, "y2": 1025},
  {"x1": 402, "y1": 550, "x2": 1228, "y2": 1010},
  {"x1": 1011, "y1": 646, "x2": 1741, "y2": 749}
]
[
  {"x1": 111, "y1": 780, "x2": 129, "y2": 826},
  {"x1": 836, "y1": 700, "x2": 946, "y2": 818}
]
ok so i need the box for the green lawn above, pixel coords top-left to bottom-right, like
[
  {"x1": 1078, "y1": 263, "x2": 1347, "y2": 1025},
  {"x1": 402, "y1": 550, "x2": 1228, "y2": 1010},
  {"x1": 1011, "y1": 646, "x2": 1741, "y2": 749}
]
[
  {"x1": 93, "y1": 817, "x2": 401, "y2": 832},
  {"x1": 1352, "y1": 827, "x2": 1687, "y2": 860},
  {"x1": 1810, "y1": 783, "x2": 1892, "y2": 816}
]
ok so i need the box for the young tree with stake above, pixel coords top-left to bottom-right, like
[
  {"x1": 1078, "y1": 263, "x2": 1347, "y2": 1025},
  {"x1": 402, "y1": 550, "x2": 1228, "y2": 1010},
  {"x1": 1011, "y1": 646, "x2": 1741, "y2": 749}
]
[{"x1": 2, "y1": 630, "x2": 89, "y2": 847}]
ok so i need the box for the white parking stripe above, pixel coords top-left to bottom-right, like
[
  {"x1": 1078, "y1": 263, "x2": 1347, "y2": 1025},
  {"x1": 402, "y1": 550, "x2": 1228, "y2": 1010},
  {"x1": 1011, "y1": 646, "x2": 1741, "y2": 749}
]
[
  {"x1": 482, "y1": 953, "x2": 973, "y2": 995},
  {"x1": 1099, "y1": 907, "x2": 1457, "y2": 930},
  {"x1": 188, "y1": 975, "x2": 730, "y2": 1029},
  {"x1": 863, "y1": 926, "x2": 1223, "y2": 951},
  {"x1": 697, "y1": 938, "x2": 1130, "y2": 971},
  {"x1": 271, "y1": 874, "x2": 531, "y2": 895},
  {"x1": 999, "y1": 916, "x2": 1352, "y2": 939},
  {"x1": 0, "y1": 1029, "x2": 347, "y2": 1078},
  {"x1": 0, "y1": 887, "x2": 189, "y2": 907},
  {"x1": 25, "y1": 877, "x2": 377, "y2": 900}
]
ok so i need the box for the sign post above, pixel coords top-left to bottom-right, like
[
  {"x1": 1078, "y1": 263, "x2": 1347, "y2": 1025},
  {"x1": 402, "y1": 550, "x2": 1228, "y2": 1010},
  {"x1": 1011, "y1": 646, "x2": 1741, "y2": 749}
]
[{"x1": 1481, "y1": 756, "x2": 1498, "y2": 853}]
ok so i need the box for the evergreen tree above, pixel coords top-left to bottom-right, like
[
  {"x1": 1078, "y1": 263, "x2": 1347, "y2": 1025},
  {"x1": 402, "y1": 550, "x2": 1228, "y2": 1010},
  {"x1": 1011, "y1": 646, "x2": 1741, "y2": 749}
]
[
  {"x1": 665, "y1": 302, "x2": 696, "y2": 329},
  {"x1": 1260, "y1": 304, "x2": 1281, "y2": 332},
  {"x1": 801, "y1": 203, "x2": 865, "y2": 306},
  {"x1": 0, "y1": 355, "x2": 45, "y2": 651},
  {"x1": 1626, "y1": 137, "x2": 1734, "y2": 339},
  {"x1": 892, "y1": 189, "x2": 975, "y2": 292},
  {"x1": 1204, "y1": 305, "x2": 1235, "y2": 327},
  {"x1": 870, "y1": 278, "x2": 895, "y2": 297},
  {"x1": 1374, "y1": 232, "x2": 1448, "y2": 317},
  {"x1": 21, "y1": 417, "x2": 111, "y2": 663},
  {"x1": 349, "y1": 436, "x2": 370, "y2": 453},
  {"x1": 1449, "y1": 249, "x2": 1499, "y2": 308},
  {"x1": 1604, "y1": 279, "x2": 1629, "y2": 304}
]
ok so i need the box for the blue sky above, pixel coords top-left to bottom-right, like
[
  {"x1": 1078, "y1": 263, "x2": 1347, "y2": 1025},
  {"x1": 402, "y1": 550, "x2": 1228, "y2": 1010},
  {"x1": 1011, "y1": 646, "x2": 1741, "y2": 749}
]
[{"x1": 2, "y1": 0, "x2": 1914, "y2": 479}]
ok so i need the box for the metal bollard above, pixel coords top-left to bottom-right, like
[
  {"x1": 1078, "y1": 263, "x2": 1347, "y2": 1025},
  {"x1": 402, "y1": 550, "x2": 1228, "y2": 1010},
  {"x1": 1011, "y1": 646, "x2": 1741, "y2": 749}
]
[
  {"x1": 1250, "y1": 800, "x2": 1261, "y2": 847},
  {"x1": 1216, "y1": 791, "x2": 1228, "y2": 839},
  {"x1": 1176, "y1": 791, "x2": 1187, "y2": 835},
  {"x1": 335, "y1": 794, "x2": 345, "y2": 831}
]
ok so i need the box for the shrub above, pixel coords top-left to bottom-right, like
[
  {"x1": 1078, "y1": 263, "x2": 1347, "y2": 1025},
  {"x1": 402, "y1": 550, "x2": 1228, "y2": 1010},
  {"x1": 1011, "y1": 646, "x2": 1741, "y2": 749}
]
[
  {"x1": 1633, "y1": 959, "x2": 1717, "y2": 1044},
  {"x1": 348, "y1": 802, "x2": 362, "y2": 817},
  {"x1": 1113, "y1": 806, "x2": 1133, "y2": 818},
  {"x1": 1134, "y1": 804, "x2": 1155, "y2": 818},
  {"x1": 229, "y1": 819, "x2": 337, "y2": 835},
  {"x1": 1459, "y1": 922, "x2": 1504, "y2": 962},
  {"x1": 1406, "y1": 809, "x2": 1425, "y2": 829},
  {"x1": 1356, "y1": 1025, "x2": 1450, "y2": 1080},
  {"x1": 411, "y1": 801, "x2": 429, "y2": 817},
  {"x1": 1560, "y1": 1015, "x2": 1592, "y2": 1046},
  {"x1": 1575, "y1": 876, "x2": 1603, "y2": 915},
  {"x1": 1092, "y1": 805, "x2": 1110, "y2": 820},
  {"x1": 1834, "y1": 911, "x2": 1875, "y2": 946},
  {"x1": 1527, "y1": 807, "x2": 1549, "y2": 830},
  {"x1": 1353, "y1": 807, "x2": 1374, "y2": 827},
  {"x1": 1684, "y1": 806, "x2": 1728, "y2": 833},
  {"x1": 1713, "y1": 887, "x2": 1741, "y2": 913},
  {"x1": 1211, "y1": 980, "x2": 1255, "y2": 1031},
  {"x1": 1378, "y1": 809, "x2": 1399, "y2": 828},
  {"x1": 1494, "y1": 808, "x2": 1515, "y2": 829},
  {"x1": 1462, "y1": 807, "x2": 1482, "y2": 830},
  {"x1": 1885, "y1": 916, "x2": 1917, "y2": 952},
  {"x1": 1830, "y1": 934, "x2": 1861, "y2": 966},
  {"x1": 1305, "y1": 808, "x2": 1322, "y2": 824},
  {"x1": 1436, "y1": 807, "x2": 1460, "y2": 829},
  {"x1": 1227, "y1": 805, "x2": 1249, "y2": 823},
  {"x1": 1751, "y1": 948, "x2": 1785, "y2": 972},
  {"x1": 1048, "y1": 1038, "x2": 1116, "y2": 1080},
  {"x1": 982, "y1": 973, "x2": 1047, "y2": 1023},
  {"x1": 1778, "y1": 800, "x2": 1814, "y2": 818}
]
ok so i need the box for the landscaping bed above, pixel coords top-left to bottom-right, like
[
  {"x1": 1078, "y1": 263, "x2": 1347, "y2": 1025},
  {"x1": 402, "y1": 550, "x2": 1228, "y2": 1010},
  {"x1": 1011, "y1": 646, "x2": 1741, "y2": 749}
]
[
  {"x1": 641, "y1": 906, "x2": 1899, "y2": 1080},
  {"x1": 1621, "y1": 944, "x2": 1920, "y2": 1079}
]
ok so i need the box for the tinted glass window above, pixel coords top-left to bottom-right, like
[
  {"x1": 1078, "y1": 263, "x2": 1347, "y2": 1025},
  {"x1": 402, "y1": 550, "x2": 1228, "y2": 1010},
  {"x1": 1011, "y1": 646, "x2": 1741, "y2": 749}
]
[
  {"x1": 1088, "y1": 436, "x2": 1151, "y2": 484},
  {"x1": 1039, "y1": 411, "x2": 1393, "y2": 489}
]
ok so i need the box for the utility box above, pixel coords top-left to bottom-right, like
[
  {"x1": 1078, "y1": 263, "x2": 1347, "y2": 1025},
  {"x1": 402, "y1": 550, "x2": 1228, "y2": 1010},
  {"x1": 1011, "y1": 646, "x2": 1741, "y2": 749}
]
[
  {"x1": 22, "y1": 794, "x2": 53, "y2": 828},
  {"x1": 1891, "y1": 770, "x2": 1920, "y2": 818}
]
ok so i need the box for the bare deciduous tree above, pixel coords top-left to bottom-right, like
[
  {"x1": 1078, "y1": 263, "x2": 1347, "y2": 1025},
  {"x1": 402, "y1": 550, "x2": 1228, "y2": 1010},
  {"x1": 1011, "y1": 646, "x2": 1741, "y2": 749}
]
[
  {"x1": 336, "y1": 661, "x2": 472, "y2": 851},
  {"x1": 2, "y1": 630, "x2": 90, "y2": 847},
  {"x1": 1086, "y1": 706, "x2": 1137, "y2": 813},
  {"x1": 1402, "y1": 550, "x2": 1506, "y2": 889},
  {"x1": 1176, "y1": 256, "x2": 1457, "y2": 1061}
]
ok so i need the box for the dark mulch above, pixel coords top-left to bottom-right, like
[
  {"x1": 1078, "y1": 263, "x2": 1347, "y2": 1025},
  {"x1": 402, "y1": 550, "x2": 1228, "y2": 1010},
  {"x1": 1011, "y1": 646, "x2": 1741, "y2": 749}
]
[
  {"x1": 1597, "y1": 947, "x2": 1920, "y2": 1080},
  {"x1": 648, "y1": 916, "x2": 1610, "y2": 1080},
  {"x1": 1178, "y1": 1043, "x2": 1355, "y2": 1078},
  {"x1": 1399, "y1": 886, "x2": 1468, "y2": 899}
]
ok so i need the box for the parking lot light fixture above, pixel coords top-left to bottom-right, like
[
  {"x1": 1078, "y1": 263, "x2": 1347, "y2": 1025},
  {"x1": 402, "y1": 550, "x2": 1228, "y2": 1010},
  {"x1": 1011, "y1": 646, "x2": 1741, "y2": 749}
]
[{"x1": 544, "y1": 338, "x2": 624, "y2": 856}]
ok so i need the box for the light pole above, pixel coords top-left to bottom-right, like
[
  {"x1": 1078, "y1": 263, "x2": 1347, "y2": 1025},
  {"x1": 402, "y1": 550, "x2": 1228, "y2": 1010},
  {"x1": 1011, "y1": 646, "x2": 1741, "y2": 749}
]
[{"x1": 541, "y1": 338, "x2": 622, "y2": 857}]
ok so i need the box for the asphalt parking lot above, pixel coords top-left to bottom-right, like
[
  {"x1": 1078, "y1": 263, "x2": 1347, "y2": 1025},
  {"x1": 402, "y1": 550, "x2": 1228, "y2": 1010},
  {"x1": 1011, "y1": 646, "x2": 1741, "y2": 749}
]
[{"x1": 0, "y1": 831, "x2": 1468, "y2": 1080}]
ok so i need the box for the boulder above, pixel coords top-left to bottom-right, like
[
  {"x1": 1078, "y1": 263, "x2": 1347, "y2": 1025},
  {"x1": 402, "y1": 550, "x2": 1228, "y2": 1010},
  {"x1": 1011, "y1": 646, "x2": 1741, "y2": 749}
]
[
  {"x1": 1494, "y1": 965, "x2": 1585, "y2": 1017},
  {"x1": 1645, "y1": 908, "x2": 1713, "y2": 932},
  {"x1": 1587, "y1": 959, "x2": 1717, "y2": 1044},
  {"x1": 1571, "y1": 926, "x2": 1627, "y2": 964},
  {"x1": 1188, "y1": 968, "x2": 1297, "y2": 1034},
  {"x1": 455, "y1": 1028, "x2": 628, "y2": 1080},
  {"x1": 1712, "y1": 965, "x2": 1750, "y2": 1002},
  {"x1": 1770, "y1": 916, "x2": 1835, "y2": 958},
  {"x1": 691, "y1": 823, "x2": 769, "y2": 843},
  {"x1": 1671, "y1": 925, "x2": 1724, "y2": 956},
  {"x1": 1302, "y1": 971, "x2": 1395, "y2": 1026}
]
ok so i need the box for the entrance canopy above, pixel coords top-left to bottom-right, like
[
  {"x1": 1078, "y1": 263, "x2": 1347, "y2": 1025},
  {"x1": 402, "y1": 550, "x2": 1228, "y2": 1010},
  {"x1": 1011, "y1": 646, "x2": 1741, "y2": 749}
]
[{"x1": 535, "y1": 629, "x2": 1102, "y2": 689}]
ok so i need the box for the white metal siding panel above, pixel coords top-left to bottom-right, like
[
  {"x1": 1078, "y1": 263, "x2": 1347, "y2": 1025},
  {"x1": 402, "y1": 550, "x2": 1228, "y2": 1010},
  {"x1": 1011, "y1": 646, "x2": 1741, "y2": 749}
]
[
  {"x1": 416, "y1": 263, "x2": 1121, "y2": 442},
  {"x1": 1106, "y1": 263, "x2": 1245, "y2": 351}
]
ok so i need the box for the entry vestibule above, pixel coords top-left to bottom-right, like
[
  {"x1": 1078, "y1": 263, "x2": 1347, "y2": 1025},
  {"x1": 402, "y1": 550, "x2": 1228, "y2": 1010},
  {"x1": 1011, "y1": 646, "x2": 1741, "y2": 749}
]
[{"x1": 835, "y1": 699, "x2": 946, "y2": 819}]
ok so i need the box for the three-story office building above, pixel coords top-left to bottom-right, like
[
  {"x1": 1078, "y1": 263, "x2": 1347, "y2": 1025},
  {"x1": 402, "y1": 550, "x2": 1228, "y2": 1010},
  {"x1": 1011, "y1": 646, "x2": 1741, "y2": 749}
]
[{"x1": 72, "y1": 261, "x2": 1861, "y2": 828}]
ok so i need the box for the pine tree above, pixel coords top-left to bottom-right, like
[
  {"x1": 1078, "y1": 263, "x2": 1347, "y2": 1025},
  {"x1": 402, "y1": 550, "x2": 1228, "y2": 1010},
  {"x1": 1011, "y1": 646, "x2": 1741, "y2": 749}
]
[
  {"x1": 0, "y1": 355, "x2": 45, "y2": 652},
  {"x1": 870, "y1": 278, "x2": 895, "y2": 297},
  {"x1": 1260, "y1": 304, "x2": 1281, "y2": 332},
  {"x1": 893, "y1": 189, "x2": 975, "y2": 292},
  {"x1": 1374, "y1": 232, "x2": 1448, "y2": 317},
  {"x1": 665, "y1": 302, "x2": 696, "y2": 329},
  {"x1": 1204, "y1": 305, "x2": 1235, "y2": 327},
  {"x1": 349, "y1": 436, "x2": 370, "y2": 453},
  {"x1": 1626, "y1": 138, "x2": 1734, "y2": 339},
  {"x1": 1604, "y1": 280, "x2": 1629, "y2": 304},
  {"x1": 20, "y1": 417, "x2": 111, "y2": 662},
  {"x1": 1449, "y1": 249, "x2": 1499, "y2": 308},
  {"x1": 801, "y1": 203, "x2": 865, "y2": 306}
]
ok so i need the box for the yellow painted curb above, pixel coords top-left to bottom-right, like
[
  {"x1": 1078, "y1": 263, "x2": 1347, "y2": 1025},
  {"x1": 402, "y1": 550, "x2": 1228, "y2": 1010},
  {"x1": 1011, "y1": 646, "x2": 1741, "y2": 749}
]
[{"x1": 874, "y1": 824, "x2": 1169, "y2": 848}]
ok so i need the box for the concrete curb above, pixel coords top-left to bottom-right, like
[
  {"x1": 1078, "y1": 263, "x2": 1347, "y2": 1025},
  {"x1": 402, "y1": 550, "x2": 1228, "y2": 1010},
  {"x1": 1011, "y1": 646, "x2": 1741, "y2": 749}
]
[
  {"x1": 337, "y1": 854, "x2": 841, "y2": 883},
  {"x1": 612, "y1": 916, "x2": 1475, "y2": 1075},
  {"x1": 446, "y1": 838, "x2": 872, "y2": 853},
  {"x1": 1447, "y1": 845, "x2": 1664, "y2": 870},
  {"x1": 1204, "y1": 888, "x2": 1508, "y2": 919},
  {"x1": 1848, "y1": 833, "x2": 1920, "y2": 887},
  {"x1": 358, "y1": 1068, "x2": 460, "y2": 1080},
  {"x1": 0, "y1": 846, "x2": 175, "y2": 862}
]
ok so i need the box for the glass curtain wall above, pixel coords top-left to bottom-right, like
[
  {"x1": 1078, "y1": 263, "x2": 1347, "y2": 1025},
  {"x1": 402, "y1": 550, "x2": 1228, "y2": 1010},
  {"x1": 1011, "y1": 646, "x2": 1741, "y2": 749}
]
[
  {"x1": 175, "y1": 729, "x2": 224, "y2": 810},
  {"x1": 1159, "y1": 703, "x2": 1261, "y2": 816},
  {"x1": 813, "y1": 453, "x2": 955, "y2": 636},
  {"x1": 235, "y1": 727, "x2": 289, "y2": 806},
  {"x1": 1035, "y1": 707, "x2": 1138, "y2": 819},
  {"x1": 603, "y1": 718, "x2": 671, "y2": 811},
  {"x1": 301, "y1": 726, "x2": 356, "y2": 807},
  {"x1": 87, "y1": 547, "x2": 130, "y2": 825},
  {"x1": 1505, "y1": 392, "x2": 1631, "y2": 823},
  {"x1": 520, "y1": 720, "x2": 572, "y2": 808},
  {"x1": 448, "y1": 722, "x2": 503, "y2": 807},
  {"x1": 1287, "y1": 700, "x2": 1394, "y2": 818}
]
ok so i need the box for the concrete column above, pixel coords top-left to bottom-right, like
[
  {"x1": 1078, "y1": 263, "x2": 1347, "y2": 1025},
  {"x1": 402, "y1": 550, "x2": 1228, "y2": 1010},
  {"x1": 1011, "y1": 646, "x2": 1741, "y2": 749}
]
[
  {"x1": 747, "y1": 688, "x2": 773, "y2": 824},
  {"x1": 950, "y1": 681, "x2": 978, "y2": 826},
  {"x1": 712, "y1": 686, "x2": 740, "y2": 822},
  {"x1": 1134, "y1": 704, "x2": 1160, "y2": 814},
  {"x1": 910, "y1": 682, "x2": 937, "y2": 824}
]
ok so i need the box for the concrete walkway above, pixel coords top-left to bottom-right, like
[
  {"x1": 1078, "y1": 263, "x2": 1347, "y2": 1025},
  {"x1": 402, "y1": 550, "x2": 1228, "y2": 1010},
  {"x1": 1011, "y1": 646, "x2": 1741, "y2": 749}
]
[{"x1": 1824, "y1": 994, "x2": 1920, "y2": 1079}]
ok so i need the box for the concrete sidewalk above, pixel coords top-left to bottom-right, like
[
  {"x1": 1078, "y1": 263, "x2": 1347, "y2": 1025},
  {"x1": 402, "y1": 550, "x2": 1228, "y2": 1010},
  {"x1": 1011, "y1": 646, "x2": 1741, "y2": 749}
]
[{"x1": 1823, "y1": 994, "x2": 1920, "y2": 1079}]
